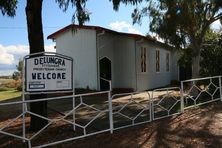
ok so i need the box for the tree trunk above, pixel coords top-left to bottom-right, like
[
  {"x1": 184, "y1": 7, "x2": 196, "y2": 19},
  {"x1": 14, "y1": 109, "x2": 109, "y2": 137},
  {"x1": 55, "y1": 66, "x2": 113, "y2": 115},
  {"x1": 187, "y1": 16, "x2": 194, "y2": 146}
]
[
  {"x1": 192, "y1": 54, "x2": 200, "y2": 79},
  {"x1": 25, "y1": 0, "x2": 48, "y2": 131},
  {"x1": 26, "y1": 0, "x2": 44, "y2": 53},
  {"x1": 190, "y1": 48, "x2": 201, "y2": 97},
  {"x1": 191, "y1": 40, "x2": 201, "y2": 79}
]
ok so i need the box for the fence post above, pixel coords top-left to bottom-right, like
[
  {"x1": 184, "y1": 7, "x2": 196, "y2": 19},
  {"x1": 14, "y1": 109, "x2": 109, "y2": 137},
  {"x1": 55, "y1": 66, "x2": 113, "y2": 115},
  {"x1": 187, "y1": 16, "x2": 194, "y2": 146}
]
[
  {"x1": 149, "y1": 91, "x2": 153, "y2": 121},
  {"x1": 72, "y1": 90, "x2": 76, "y2": 131},
  {"x1": 219, "y1": 76, "x2": 222, "y2": 101},
  {"x1": 22, "y1": 94, "x2": 26, "y2": 143},
  {"x1": 22, "y1": 58, "x2": 26, "y2": 143},
  {"x1": 180, "y1": 81, "x2": 184, "y2": 113},
  {"x1": 28, "y1": 140, "x2": 32, "y2": 148},
  {"x1": 151, "y1": 91, "x2": 154, "y2": 120},
  {"x1": 108, "y1": 81, "x2": 113, "y2": 133}
]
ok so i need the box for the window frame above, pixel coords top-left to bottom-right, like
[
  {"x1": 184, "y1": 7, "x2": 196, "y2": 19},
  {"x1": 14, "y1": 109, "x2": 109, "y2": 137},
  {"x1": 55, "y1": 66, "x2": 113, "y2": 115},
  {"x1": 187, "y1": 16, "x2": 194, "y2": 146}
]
[
  {"x1": 140, "y1": 47, "x2": 147, "y2": 73},
  {"x1": 156, "y1": 50, "x2": 160, "y2": 73},
  {"x1": 166, "y1": 52, "x2": 170, "y2": 72}
]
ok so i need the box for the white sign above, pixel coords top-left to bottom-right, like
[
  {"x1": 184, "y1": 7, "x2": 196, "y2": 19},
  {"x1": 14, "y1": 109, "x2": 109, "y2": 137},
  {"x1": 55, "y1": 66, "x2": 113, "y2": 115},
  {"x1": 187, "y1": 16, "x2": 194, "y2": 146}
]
[{"x1": 25, "y1": 54, "x2": 73, "y2": 92}]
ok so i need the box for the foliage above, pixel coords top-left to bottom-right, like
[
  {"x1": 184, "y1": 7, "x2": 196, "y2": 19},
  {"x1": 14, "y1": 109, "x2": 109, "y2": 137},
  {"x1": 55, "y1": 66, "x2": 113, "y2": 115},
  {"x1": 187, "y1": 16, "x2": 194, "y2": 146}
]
[
  {"x1": 0, "y1": 78, "x2": 21, "y2": 92},
  {"x1": 177, "y1": 47, "x2": 192, "y2": 68},
  {"x1": 132, "y1": 0, "x2": 222, "y2": 77},
  {"x1": 200, "y1": 30, "x2": 222, "y2": 76},
  {"x1": 178, "y1": 29, "x2": 222, "y2": 76},
  {"x1": 5, "y1": 80, "x2": 17, "y2": 88},
  {"x1": 16, "y1": 84, "x2": 22, "y2": 91},
  {"x1": 133, "y1": 0, "x2": 222, "y2": 49},
  {"x1": 0, "y1": 78, "x2": 14, "y2": 85},
  {"x1": 16, "y1": 59, "x2": 23, "y2": 72},
  {"x1": 12, "y1": 71, "x2": 20, "y2": 80},
  {"x1": 55, "y1": 0, "x2": 90, "y2": 25},
  {"x1": 0, "y1": 0, "x2": 17, "y2": 17},
  {"x1": 55, "y1": 0, "x2": 143, "y2": 25},
  {"x1": 109, "y1": 0, "x2": 143, "y2": 11},
  {"x1": 12, "y1": 59, "x2": 23, "y2": 80}
]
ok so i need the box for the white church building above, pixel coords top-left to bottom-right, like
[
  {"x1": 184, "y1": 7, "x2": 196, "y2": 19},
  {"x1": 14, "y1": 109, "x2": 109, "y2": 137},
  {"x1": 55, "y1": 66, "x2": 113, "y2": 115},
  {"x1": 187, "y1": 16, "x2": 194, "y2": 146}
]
[{"x1": 48, "y1": 24, "x2": 179, "y2": 91}]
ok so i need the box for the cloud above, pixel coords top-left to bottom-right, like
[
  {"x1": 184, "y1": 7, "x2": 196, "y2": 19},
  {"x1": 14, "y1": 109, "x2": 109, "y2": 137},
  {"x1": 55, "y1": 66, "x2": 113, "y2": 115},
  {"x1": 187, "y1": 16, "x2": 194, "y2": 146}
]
[
  {"x1": 109, "y1": 21, "x2": 143, "y2": 35},
  {"x1": 0, "y1": 44, "x2": 56, "y2": 76},
  {"x1": 3, "y1": 45, "x2": 29, "y2": 56},
  {"x1": 45, "y1": 45, "x2": 56, "y2": 52},
  {"x1": 0, "y1": 45, "x2": 16, "y2": 65},
  {"x1": 211, "y1": 20, "x2": 221, "y2": 31}
]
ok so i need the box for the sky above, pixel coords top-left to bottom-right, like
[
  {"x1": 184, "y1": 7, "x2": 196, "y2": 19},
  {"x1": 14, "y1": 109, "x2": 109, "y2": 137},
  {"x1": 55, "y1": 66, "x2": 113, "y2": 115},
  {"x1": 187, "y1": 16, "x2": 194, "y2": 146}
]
[{"x1": 0, "y1": 0, "x2": 221, "y2": 76}]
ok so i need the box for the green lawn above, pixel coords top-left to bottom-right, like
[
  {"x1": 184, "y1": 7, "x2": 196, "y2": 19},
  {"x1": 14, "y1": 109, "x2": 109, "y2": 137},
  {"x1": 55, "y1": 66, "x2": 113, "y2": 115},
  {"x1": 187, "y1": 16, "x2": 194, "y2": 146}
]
[{"x1": 0, "y1": 90, "x2": 22, "y2": 101}]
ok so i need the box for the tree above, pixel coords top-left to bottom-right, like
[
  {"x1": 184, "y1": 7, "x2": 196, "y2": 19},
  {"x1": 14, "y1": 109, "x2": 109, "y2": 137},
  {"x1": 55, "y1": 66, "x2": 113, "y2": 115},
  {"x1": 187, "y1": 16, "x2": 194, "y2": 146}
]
[
  {"x1": 0, "y1": 0, "x2": 93, "y2": 131},
  {"x1": 200, "y1": 29, "x2": 222, "y2": 76},
  {"x1": 0, "y1": 0, "x2": 17, "y2": 17},
  {"x1": 16, "y1": 59, "x2": 23, "y2": 74},
  {"x1": 132, "y1": 0, "x2": 222, "y2": 78},
  {"x1": 25, "y1": 0, "x2": 93, "y2": 131},
  {"x1": 0, "y1": 0, "x2": 142, "y2": 131},
  {"x1": 12, "y1": 59, "x2": 23, "y2": 80},
  {"x1": 12, "y1": 71, "x2": 20, "y2": 80}
]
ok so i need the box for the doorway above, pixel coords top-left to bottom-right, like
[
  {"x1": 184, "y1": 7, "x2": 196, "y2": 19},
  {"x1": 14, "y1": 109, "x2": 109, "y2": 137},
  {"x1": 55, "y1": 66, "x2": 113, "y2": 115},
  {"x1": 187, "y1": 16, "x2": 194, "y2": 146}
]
[
  {"x1": 99, "y1": 57, "x2": 111, "y2": 91},
  {"x1": 179, "y1": 66, "x2": 192, "y2": 81}
]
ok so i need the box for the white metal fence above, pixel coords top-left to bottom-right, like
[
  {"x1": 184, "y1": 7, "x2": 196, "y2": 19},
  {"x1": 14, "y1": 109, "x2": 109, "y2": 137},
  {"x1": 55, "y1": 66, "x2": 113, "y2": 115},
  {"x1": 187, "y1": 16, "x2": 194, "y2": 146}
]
[
  {"x1": 152, "y1": 87, "x2": 181, "y2": 120},
  {"x1": 112, "y1": 91, "x2": 151, "y2": 130},
  {"x1": 0, "y1": 76, "x2": 222, "y2": 147},
  {"x1": 181, "y1": 76, "x2": 222, "y2": 110}
]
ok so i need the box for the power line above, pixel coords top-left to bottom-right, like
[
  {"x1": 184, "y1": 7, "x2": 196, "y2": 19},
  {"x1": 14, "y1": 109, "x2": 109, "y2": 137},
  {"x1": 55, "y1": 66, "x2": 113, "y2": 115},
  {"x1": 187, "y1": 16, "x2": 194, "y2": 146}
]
[{"x1": 0, "y1": 26, "x2": 63, "y2": 29}]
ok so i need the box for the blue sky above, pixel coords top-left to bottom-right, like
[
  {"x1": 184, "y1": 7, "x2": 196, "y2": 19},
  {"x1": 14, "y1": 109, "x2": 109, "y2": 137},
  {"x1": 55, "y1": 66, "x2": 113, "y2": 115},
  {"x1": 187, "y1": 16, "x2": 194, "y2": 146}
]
[
  {"x1": 0, "y1": 0, "x2": 148, "y2": 46},
  {"x1": 0, "y1": 0, "x2": 221, "y2": 76},
  {"x1": 0, "y1": 0, "x2": 150, "y2": 76}
]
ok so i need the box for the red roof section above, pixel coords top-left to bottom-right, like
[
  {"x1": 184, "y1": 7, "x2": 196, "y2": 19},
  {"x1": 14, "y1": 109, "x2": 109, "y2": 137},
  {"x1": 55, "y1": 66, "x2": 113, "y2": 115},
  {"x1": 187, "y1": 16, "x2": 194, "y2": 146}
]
[{"x1": 47, "y1": 24, "x2": 156, "y2": 42}]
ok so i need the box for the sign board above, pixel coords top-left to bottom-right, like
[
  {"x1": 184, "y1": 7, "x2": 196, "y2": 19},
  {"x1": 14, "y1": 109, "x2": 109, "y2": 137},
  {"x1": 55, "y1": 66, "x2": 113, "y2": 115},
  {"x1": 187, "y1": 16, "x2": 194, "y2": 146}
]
[{"x1": 25, "y1": 54, "x2": 73, "y2": 92}]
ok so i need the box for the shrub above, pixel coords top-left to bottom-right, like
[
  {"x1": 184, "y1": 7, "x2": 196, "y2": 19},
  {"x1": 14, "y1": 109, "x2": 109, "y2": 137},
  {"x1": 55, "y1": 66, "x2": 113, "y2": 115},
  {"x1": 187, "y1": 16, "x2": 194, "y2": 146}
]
[
  {"x1": 0, "y1": 87, "x2": 10, "y2": 91},
  {"x1": 2, "y1": 79, "x2": 23, "y2": 91},
  {"x1": 16, "y1": 85, "x2": 23, "y2": 91},
  {"x1": 200, "y1": 30, "x2": 222, "y2": 77},
  {"x1": 200, "y1": 45, "x2": 222, "y2": 77},
  {"x1": 5, "y1": 81, "x2": 17, "y2": 88}
]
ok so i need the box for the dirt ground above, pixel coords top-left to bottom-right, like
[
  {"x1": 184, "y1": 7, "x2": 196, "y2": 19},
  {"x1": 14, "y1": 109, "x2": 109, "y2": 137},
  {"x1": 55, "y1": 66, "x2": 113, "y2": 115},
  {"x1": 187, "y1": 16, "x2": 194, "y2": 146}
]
[{"x1": 1, "y1": 101, "x2": 222, "y2": 148}]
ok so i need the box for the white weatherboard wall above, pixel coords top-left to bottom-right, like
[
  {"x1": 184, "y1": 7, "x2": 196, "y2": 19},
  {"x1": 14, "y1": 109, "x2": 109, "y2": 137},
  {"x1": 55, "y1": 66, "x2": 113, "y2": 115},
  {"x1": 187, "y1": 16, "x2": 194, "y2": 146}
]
[
  {"x1": 98, "y1": 32, "x2": 115, "y2": 84},
  {"x1": 98, "y1": 32, "x2": 114, "y2": 61},
  {"x1": 136, "y1": 41, "x2": 177, "y2": 91},
  {"x1": 113, "y1": 36, "x2": 136, "y2": 89},
  {"x1": 98, "y1": 34, "x2": 136, "y2": 90},
  {"x1": 55, "y1": 29, "x2": 98, "y2": 89}
]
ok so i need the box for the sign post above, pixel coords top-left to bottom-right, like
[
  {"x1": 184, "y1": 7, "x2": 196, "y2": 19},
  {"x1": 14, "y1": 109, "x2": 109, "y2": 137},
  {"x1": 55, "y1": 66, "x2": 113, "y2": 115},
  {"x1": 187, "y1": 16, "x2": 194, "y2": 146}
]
[
  {"x1": 25, "y1": 53, "x2": 73, "y2": 92},
  {"x1": 22, "y1": 52, "x2": 74, "y2": 141}
]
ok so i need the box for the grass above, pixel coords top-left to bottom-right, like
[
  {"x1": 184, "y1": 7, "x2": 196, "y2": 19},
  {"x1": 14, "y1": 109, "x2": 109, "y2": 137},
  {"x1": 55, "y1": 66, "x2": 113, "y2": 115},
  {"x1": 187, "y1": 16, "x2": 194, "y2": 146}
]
[
  {"x1": 0, "y1": 78, "x2": 14, "y2": 85},
  {"x1": 0, "y1": 90, "x2": 22, "y2": 102},
  {"x1": 0, "y1": 78, "x2": 22, "y2": 102}
]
